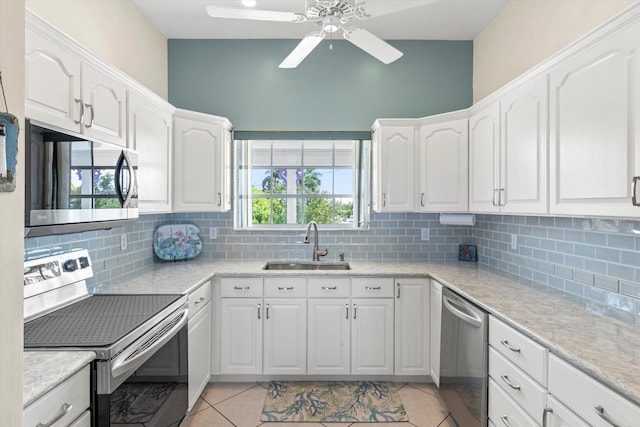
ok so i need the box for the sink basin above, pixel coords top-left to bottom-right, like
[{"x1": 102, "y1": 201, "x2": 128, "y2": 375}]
[{"x1": 263, "y1": 261, "x2": 351, "y2": 271}]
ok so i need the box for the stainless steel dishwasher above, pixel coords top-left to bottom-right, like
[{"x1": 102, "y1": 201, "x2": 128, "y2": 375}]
[{"x1": 439, "y1": 288, "x2": 489, "y2": 427}]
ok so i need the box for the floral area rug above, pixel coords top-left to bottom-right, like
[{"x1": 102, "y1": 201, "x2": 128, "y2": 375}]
[{"x1": 261, "y1": 381, "x2": 408, "y2": 423}]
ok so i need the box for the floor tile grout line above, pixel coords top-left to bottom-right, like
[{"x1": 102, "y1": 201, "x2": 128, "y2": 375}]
[{"x1": 201, "y1": 382, "x2": 263, "y2": 407}]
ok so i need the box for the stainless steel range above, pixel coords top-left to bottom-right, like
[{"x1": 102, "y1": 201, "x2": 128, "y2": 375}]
[{"x1": 23, "y1": 249, "x2": 189, "y2": 426}]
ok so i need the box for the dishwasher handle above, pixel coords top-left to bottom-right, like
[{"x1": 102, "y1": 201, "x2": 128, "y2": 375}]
[{"x1": 443, "y1": 294, "x2": 482, "y2": 328}]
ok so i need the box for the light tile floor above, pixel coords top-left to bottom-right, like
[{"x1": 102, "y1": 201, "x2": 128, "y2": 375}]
[{"x1": 180, "y1": 382, "x2": 458, "y2": 427}]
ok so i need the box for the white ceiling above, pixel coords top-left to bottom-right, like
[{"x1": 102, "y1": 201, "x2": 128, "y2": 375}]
[{"x1": 133, "y1": 0, "x2": 509, "y2": 40}]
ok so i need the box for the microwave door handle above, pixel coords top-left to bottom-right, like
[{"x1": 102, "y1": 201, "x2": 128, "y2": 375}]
[{"x1": 115, "y1": 151, "x2": 135, "y2": 207}]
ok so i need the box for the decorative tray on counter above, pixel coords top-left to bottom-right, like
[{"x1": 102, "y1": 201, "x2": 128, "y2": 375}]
[{"x1": 153, "y1": 224, "x2": 203, "y2": 261}]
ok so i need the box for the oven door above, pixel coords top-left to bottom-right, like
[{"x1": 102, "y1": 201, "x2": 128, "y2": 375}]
[{"x1": 94, "y1": 308, "x2": 188, "y2": 427}]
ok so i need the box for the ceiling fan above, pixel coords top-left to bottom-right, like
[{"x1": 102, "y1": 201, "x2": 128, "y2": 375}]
[{"x1": 206, "y1": 0, "x2": 427, "y2": 68}]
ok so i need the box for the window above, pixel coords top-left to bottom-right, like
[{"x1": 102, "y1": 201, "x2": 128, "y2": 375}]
[{"x1": 235, "y1": 134, "x2": 371, "y2": 229}]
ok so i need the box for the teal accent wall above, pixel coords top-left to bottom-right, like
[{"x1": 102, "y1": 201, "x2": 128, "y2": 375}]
[{"x1": 168, "y1": 39, "x2": 472, "y2": 131}]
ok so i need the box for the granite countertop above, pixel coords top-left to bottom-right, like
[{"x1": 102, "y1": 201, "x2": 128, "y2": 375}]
[
  {"x1": 23, "y1": 351, "x2": 95, "y2": 408},
  {"x1": 93, "y1": 258, "x2": 640, "y2": 406}
]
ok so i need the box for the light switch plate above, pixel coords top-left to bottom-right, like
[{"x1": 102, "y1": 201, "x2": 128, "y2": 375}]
[
  {"x1": 421, "y1": 228, "x2": 430, "y2": 241},
  {"x1": 511, "y1": 234, "x2": 517, "y2": 250},
  {"x1": 209, "y1": 227, "x2": 217, "y2": 240},
  {"x1": 120, "y1": 234, "x2": 127, "y2": 251}
]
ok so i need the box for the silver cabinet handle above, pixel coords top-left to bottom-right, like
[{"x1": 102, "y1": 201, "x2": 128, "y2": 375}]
[
  {"x1": 266, "y1": 303, "x2": 269, "y2": 320},
  {"x1": 542, "y1": 408, "x2": 553, "y2": 427},
  {"x1": 73, "y1": 99, "x2": 84, "y2": 125},
  {"x1": 217, "y1": 192, "x2": 222, "y2": 206},
  {"x1": 234, "y1": 286, "x2": 250, "y2": 291},
  {"x1": 353, "y1": 303, "x2": 357, "y2": 319},
  {"x1": 420, "y1": 192, "x2": 425, "y2": 207},
  {"x1": 84, "y1": 103, "x2": 94, "y2": 128},
  {"x1": 322, "y1": 286, "x2": 337, "y2": 291},
  {"x1": 492, "y1": 189, "x2": 499, "y2": 206},
  {"x1": 593, "y1": 405, "x2": 621, "y2": 427},
  {"x1": 396, "y1": 283, "x2": 400, "y2": 298},
  {"x1": 257, "y1": 303, "x2": 261, "y2": 320},
  {"x1": 383, "y1": 192, "x2": 387, "y2": 207},
  {"x1": 499, "y1": 188, "x2": 505, "y2": 206},
  {"x1": 500, "y1": 415, "x2": 511, "y2": 427},
  {"x1": 500, "y1": 339, "x2": 521, "y2": 353},
  {"x1": 194, "y1": 296, "x2": 205, "y2": 305},
  {"x1": 500, "y1": 374, "x2": 521, "y2": 391},
  {"x1": 345, "y1": 303, "x2": 349, "y2": 320},
  {"x1": 278, "y1": 286, "x2": 294, "y2": 291},
  {"x1": 633, "y1": 176, "x2": 640, "y2": 206},
  {"x1": 365, "y1": 286, "x2": 381, "y2": 291},
  {"x1": 36, "y1": 402, "x2": 73, "y2": 427}
]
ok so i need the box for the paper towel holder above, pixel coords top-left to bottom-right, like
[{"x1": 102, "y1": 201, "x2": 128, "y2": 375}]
[{"x1": 439, "y1": 213, "x2": 476, "y2": 226}]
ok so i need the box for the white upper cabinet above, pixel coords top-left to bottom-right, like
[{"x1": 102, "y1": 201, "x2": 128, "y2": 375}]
[
  {"x1": 25, "y1": 16, "x2": 127, "y2": 147},
  {"x1": 25, "y1": 27, "x2": 81, "y2": 132},
  {"x1": 418, "y1": 117, "x2": 468, "y2": 212},
  {"x1": 549, "y1": 21, "x2": 640, "y2": 217},
  {"x1": 128, "y1": 91, "x2": 174, "y2": 213},
  {"x1": 469, "y1": 102, "x2": 501, "y2": 212},
  {"x1": 500, "y1": 76, "x2": 548, "y2": 214},
  {"x1": 173, "y1": 109, "x2": 233, "y2": 212},
  {"x1": 372, "y1": 122, "x2": 417, "y2": 212},
  {"x1": 469, "y1": 76, "x2": 548, "y2": 214}
]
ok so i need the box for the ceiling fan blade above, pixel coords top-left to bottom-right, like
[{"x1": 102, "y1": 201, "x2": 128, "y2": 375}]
[
  {"x1": 206, "y1": 5, "x2": 305, "y2": 23},
  {"x1": 343, "y1": 28, "x2": 403, "y2": 64},
  {"x1": 279, "y1": 33, "x2": 325, "y2": 68}
]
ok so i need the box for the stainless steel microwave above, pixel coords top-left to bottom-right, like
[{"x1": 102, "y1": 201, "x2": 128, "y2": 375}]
[{"x1": 25, "y1": 119, "x2": 138, "y2": 237}]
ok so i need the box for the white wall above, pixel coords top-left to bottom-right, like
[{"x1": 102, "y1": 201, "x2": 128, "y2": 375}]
[
  {"x1": 0, "y1": 0, "x2": 25, "y2": 425},
  {"x1": 473, "y1": 0, "x2": 633, "y2": 102},
  {"x1": 25, "y1": 0, "x2": 168, "y2": 100}
]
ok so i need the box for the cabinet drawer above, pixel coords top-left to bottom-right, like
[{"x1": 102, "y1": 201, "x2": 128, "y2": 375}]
[
  {"x1": 264, "y1": 277, "x2": 307, "y2": 298},
  {"x1": 489, "y1": 347, "x2": 546, "y2": 423},
  {"x1": 489, "y1": 378, "x2": 538, "y2": 427},
  {"x1": 351, "y1": 277, "x2": 394, "y2": 298},
  {"x1": 68, "y1": 410, "x2": 91, "y2": 427},
  {"x1": 24, "y1": 365, "x2": 90, "y2": 427},
  {"x1": 189, "y1": 280, "x2": 211, "y2": 317},
  {"x1": 307, "y1": 278, "x2": 350, "y2": 298},
  {"x1": 220, "y1": 277, "x2": 263, "y2": 297},
  {"x1": 549, "y1": 354, "x2": 640, "y2": 427},
  {"x1": 546, "y1": 395, "x2": 590, "y2": 427},
  {"x1": 489, "y1": 316, "x2": 547, "y2": 385}
]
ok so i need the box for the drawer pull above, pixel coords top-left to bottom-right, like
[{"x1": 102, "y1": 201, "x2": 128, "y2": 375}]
[
  {"x1": 353, "y1": 303, "x2": 357, "y2": 320},
  {"x1": 258, "y1": 303, "x2": 261, "y2": 320},
  {"x1": 365, "y1": 286, "x2": 381, "y2": 290},
  {"x1": 500, "y1": 374, "x2": 521, "y2": 391},
  {"x1": 593, "y1": 405, "x2": 621, "y2": 427},
  {"x1": 542, "y1": 408, "x2": 553, "y2": 427},
  {"x1": 234, "y1": 286, "x2": 251, "y2": 291},
  {"x1": 322, "y1": 286, "x2": 338, "y2": 291},
  {"x1": 500, "y1": 339, "x2": 521, "y2": 353},
  {"x1": 500, "y1": 415, "x2": 511, "y2": 427},
  {"x1": 36, "y1": 402, "x2": 73, "y2": 427},
  {"x1": 345, "y1": 303, "x2": 349, "y2": 320},
  {"x1": 266, "y1": 303, "x2": 270, "y2": 320},
  {"x1": 278, "y1": 286, "x2": 294, "y2": 291},
  {"x1": 194, "y1": 296, "x2": 205, "y2": 305}
]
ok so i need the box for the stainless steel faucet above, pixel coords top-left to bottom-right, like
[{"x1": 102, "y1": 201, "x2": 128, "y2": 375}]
[{"x1": 304, "y1": 221, "x2": 328, "y2": 261}]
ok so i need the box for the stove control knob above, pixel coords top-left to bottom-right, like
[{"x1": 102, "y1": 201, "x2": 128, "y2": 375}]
[
  {"x1": 63, "y1": 259, "x2": 78, "y2": 272},
  {"x1": 78, "y1": 256, "x2": 90, "y2": 269}
]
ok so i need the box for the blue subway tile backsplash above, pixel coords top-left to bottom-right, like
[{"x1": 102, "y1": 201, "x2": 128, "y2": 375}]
[{"x1": 24, "y1": 211, "x2": 640, "y2": 315}]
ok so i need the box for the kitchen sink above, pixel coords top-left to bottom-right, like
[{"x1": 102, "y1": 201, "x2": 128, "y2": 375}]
[{"x1": 262, "y1": 261, "x2": 351, "y2": 271}]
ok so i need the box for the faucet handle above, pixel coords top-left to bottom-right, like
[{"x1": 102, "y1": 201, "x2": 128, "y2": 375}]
[{"x1": 316, "y1": 248, "x2": 328, "y2": 258}]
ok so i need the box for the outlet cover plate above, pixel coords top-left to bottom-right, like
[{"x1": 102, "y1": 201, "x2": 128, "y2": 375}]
[{"x1": 421, "y1": 228, "x2": 430, "y2": 241}]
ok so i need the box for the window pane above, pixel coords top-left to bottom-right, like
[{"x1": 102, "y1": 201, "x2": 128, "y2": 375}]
[
  {"x1": 302, "y1": 169, "x2": 332, "y2": 194},
  {"x1": 304, "y1": 197, "x2": 333, "y2": 224},
  {"x1": 250, "y1": 141, "x2": 272, "y2": 167},
  {"x1": 272, "y1": 141, "x2": 302, "y2": 166},
  {"x1": 251, "y1": 168, "x2": 271, "y2": 194},
  {"x1": 334, "y1": 169, "x2": 353, "y2": 195},
  {"x1": 304, "y1": 141, "x2": 333, "y2": 166},
  {"x1": 335, "y1": 197, "x2": 354, "y2": 224},
  {"x1": 334, "y1": 141, "x2": 354, "y2": 166},
  {"x1": 273, "y1": 198, "x2": 288, "y2": 224},
  {"x1": 93, "y1": 170, "x2": 116, "y2": 195}
]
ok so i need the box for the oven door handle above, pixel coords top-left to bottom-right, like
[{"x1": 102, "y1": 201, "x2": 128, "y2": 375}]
[{"x1": 110, "y1": 309, "x2": 188, "y2": 378}]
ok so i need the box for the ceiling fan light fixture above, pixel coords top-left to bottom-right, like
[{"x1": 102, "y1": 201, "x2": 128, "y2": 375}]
[
  {"x1": 322, "y1": 16, "x2": 341, "y2": 33},
  {"x1": 241, "y1": 0, "x2": 257, "y2": 7}
]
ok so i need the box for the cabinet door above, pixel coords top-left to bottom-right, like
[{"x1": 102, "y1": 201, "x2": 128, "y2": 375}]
[
  {"x1": 549, "y1": 23, "x2": 640, "y2": 217},
  {"x1": 25, "y1": 27, "x2": 82, "y2": 132},
  {"x1": 308, "y1": 298, "x2": 350, "y2": 375},
  {"x1": 173, "y1": 116, "x2": 225, "y2": 212},
  {"x1": 188, "y1": 301, "x2": 211, "y2": 409},
  {"x1": 263, "y1": 298, "x2": 307, "y2": 375},
  {"x1": 374, "y1": 126, "x2": 417, "y2": 212},
  {"x1": 501, "y1": 76, "x2": 548, "y2": 214},
  {"x1": 418, "y1": 119, "x2": 469, "y2": 212},
  {"x1": 128, "y1": 92, "x2": 173, "y2": 213},
  {"x1": 81, "y1": 63, "x2": 127, "y2": 146},
  {"x1": 429, "y1": 280, "x2": 442, "y2": 386},
  {"x1": 220, "y1": 298, "x2": 262, "y2": 374},
  {"x1": 469, "y1": 102, "x2": 500, "y2": 213},
  {"x1": 351, "y1": 298, "x2": 394, "y2": 375},
  {"x1": 395, "y1": 278, "x2": 429, "y2": 375},
  {"x1": 546, "y1": 396, "x2": 590, "y2": 427}
]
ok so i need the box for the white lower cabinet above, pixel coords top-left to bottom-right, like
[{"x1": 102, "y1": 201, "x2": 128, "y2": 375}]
[
  {"x1": 489, "y1": 378, "x2": 538, "y2": 427},
  {"x1": 188, "y1": 280, "x2": 212, "y2": 409},
  {"x1": 263, "y1": 298, "x2": 307, "y2": 375},
  {"x1": 429, "y1": 279, "x2": 442, "y2": 386},
  {"x1": 308, "y1": 297, "x2": 351, "y2": 375},
  {"x1": 395, "y1": 278, "x2": 430, "y2": 375},
  {"x1": 545, "y1": 395, "x2": 590, "y2": 427}
]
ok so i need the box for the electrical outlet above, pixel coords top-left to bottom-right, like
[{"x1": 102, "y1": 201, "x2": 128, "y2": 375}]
[
  {"x1": 120, "y1": 234, "x2": 128, "y2": 251},
  {"x1": 209, "y1": 227, "x2": 217, "y2": 240},
  {"x1": 511, "y1": 234, "x2": 518, "y2": 250},
  {"x1": 421, "y1": 228, "x2": 430, "y2": 241}
]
